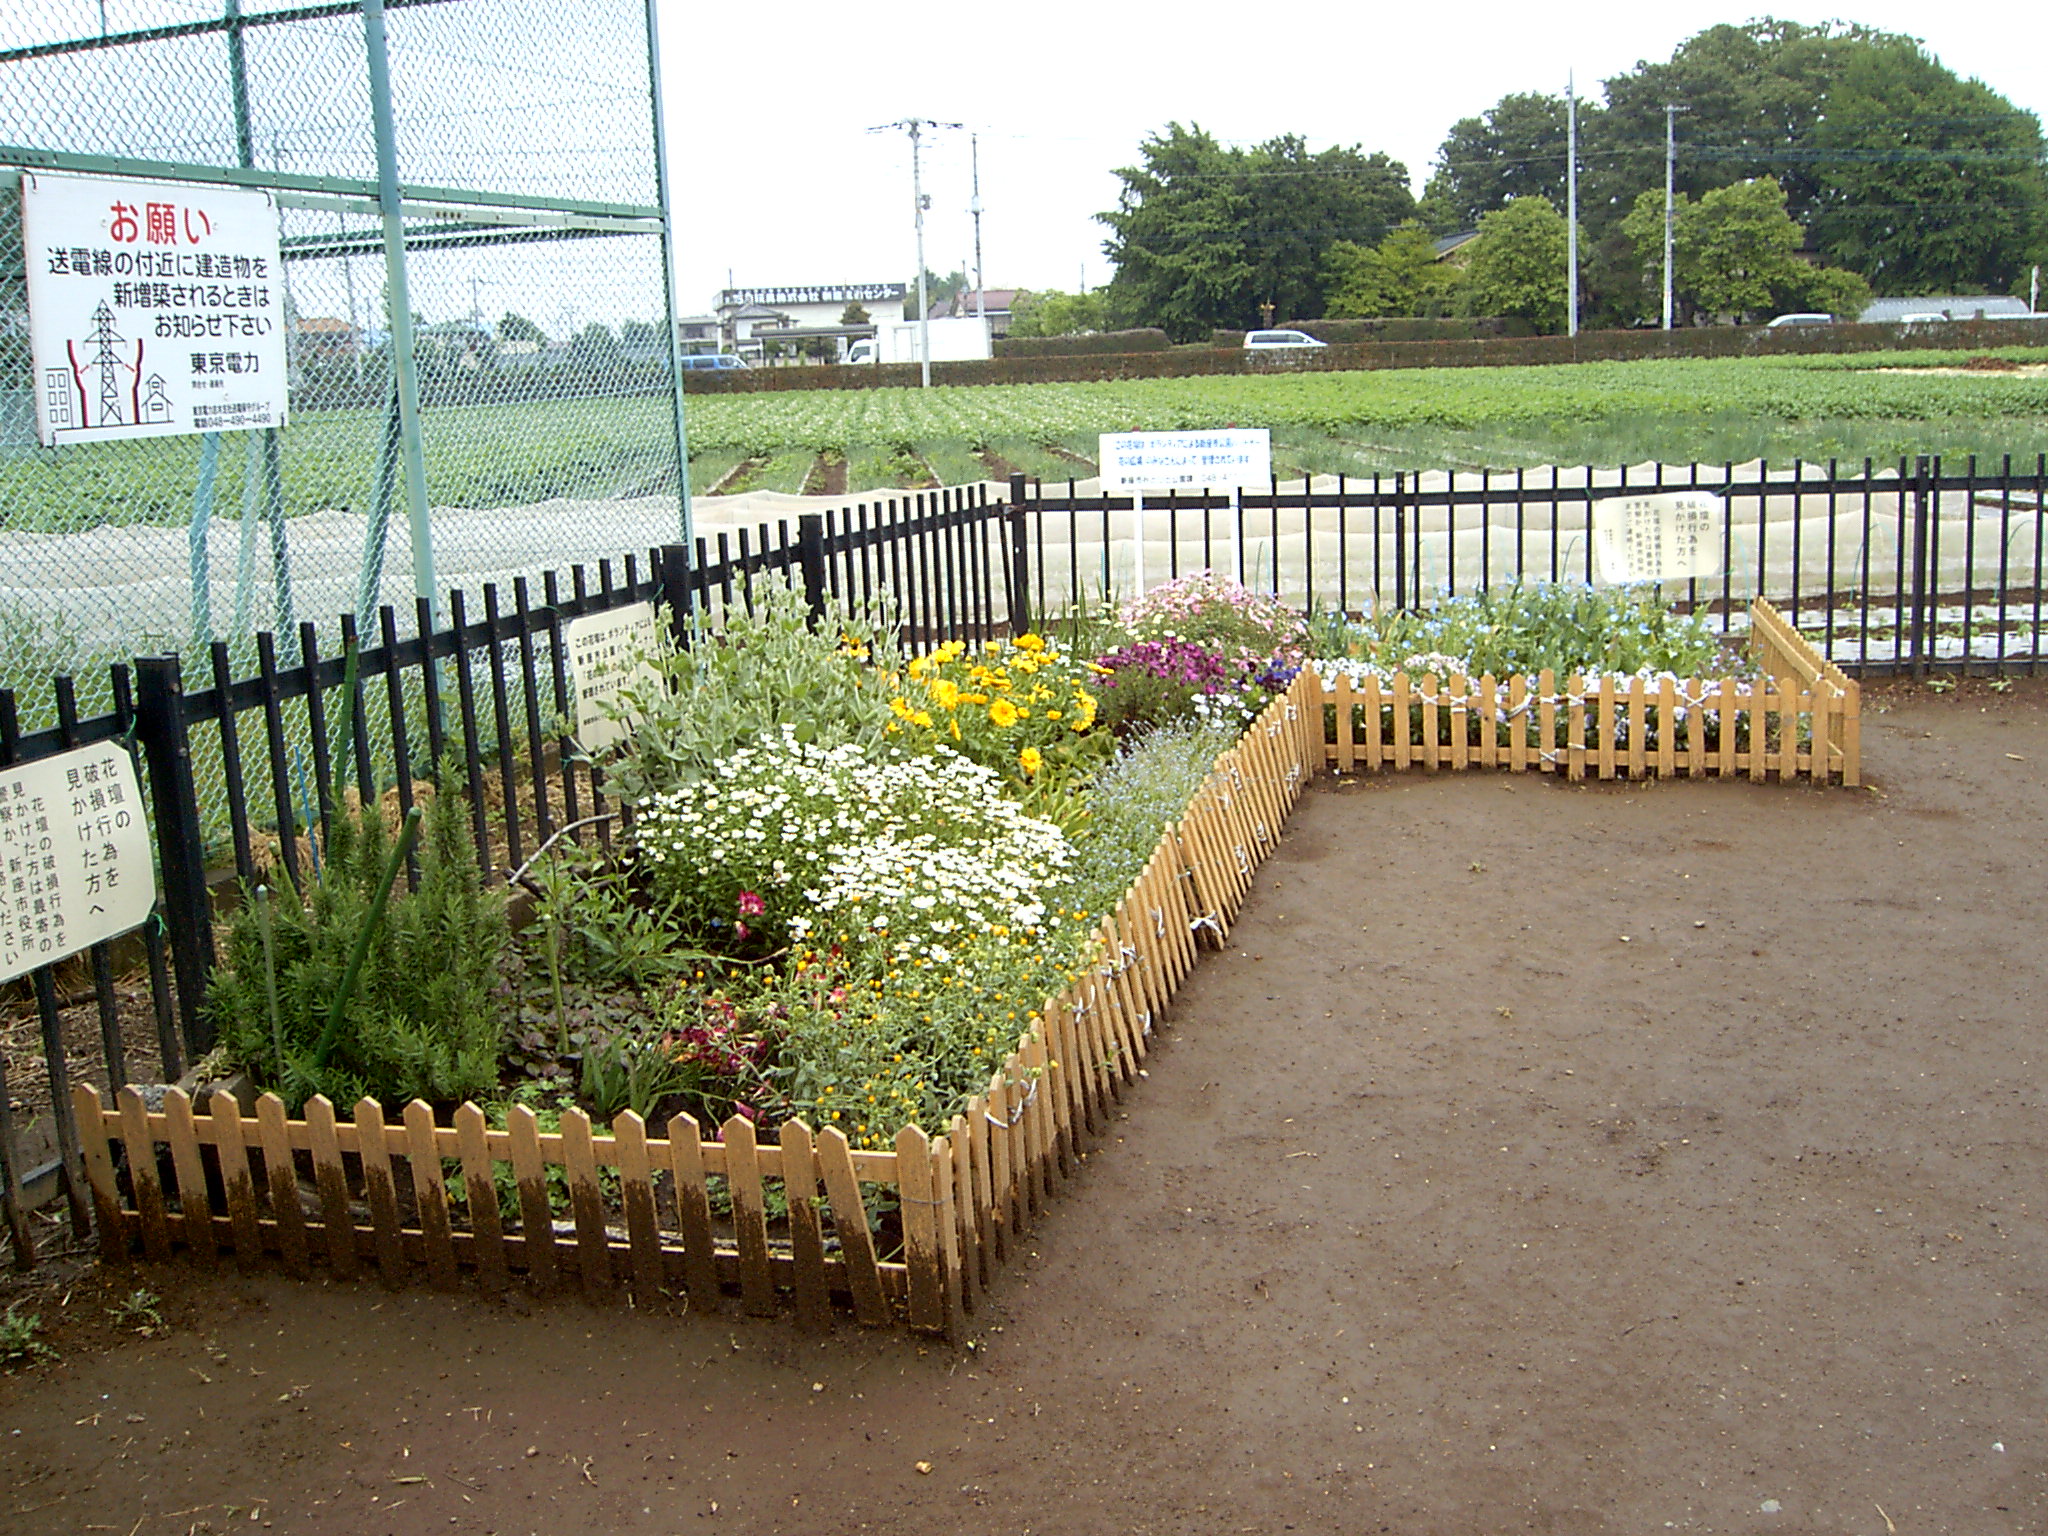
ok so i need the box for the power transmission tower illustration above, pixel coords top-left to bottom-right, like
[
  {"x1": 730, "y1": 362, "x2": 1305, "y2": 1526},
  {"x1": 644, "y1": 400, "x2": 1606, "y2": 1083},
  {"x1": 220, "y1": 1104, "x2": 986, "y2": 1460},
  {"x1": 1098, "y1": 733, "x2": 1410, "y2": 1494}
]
[{"x1": 82, "y1": 300, "x2": 132, "y2": 427}]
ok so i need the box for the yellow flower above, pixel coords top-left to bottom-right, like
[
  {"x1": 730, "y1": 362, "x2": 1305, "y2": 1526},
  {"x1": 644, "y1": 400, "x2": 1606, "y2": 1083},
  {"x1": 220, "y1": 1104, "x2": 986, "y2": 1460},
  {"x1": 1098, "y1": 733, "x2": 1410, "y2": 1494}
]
[
  {"x1": 988, "y1": 697, "x2": 1020, "y2": 729},
  {"x1": 1015, "y1": 632, "x2": 1046, "y2": 652},
  {"x1": 928, "y1": 677, "x2": 962, "y2": 710},
  {"x1": 912, "y1": 709, "x2": 935, "y2": 728},
  {"x1": 1019, "y1": 746, "x2": 1044, "y2": 778}
]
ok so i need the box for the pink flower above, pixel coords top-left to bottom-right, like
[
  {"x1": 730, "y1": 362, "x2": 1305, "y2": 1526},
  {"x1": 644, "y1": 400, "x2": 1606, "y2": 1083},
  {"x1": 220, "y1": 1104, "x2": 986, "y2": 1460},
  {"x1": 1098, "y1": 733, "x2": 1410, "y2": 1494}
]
[{"x1": 736, "y1": 889, "x2": 767, "y2": 918}]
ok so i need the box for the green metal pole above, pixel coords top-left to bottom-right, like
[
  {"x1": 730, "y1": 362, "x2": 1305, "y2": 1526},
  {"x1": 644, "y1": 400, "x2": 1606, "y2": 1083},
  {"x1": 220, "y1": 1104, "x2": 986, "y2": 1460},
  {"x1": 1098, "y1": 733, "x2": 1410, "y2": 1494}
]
[
  {"x1": 361, "y1": 0, "x2": 437, "y2": 622},
  {"x1": 642, "y1": 0, "x2": 694, "y2": 558},
  {"x1": 226, "y1": 0, "x2": 297, "y2": 654},
  {"x1": 187, "y1": 431, "x2": 219, "y2": 646}
]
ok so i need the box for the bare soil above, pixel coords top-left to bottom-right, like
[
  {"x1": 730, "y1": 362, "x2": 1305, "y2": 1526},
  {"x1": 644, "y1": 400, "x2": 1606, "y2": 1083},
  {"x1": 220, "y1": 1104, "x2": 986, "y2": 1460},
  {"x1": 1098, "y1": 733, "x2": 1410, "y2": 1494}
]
[{"x1": 5, "y1": 681, "x2": 2047, "y2": 1535}]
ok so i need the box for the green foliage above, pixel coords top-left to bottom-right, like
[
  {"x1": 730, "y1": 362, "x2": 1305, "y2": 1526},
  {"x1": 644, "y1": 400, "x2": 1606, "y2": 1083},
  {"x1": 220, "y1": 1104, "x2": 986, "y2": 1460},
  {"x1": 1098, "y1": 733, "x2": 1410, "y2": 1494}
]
[
  {"x1": 208, "y1": 788, "x2": 509, "y2": 1110},
  {"x1": 1317, "y1": 582, "x2": 1741, "y2": 681},
  {"x1": 1461, "y1": 198, "x2": 1574, "y2": 334},
  {"x1": 1807, "y1": 40, "x2": 2048, "y2": 294},
  {"x1": 1008, "y1": 289, "x2": 1110, "y2": 338},
  {"x1": 1056, "y1": 717, "x2": 1245, "y2": 917},
  {"x1": 1100, "y1": 123, "x2": 1416, "y2": 340},
  {"x1": 1436, "y1": 18, "x2": 2048, "y2": 313},
  {"x1": 107, "y1": 1288, "x2": 167, "y2": 1337},
  {"x1": 597, "y1": 580, "x2": 902, "y2": 805},
  {"x1": 496, "y1": 311, "x2": 546, "y2": 345},
  {"x1": 1620, "y1": 178, "x2": 1874, "y2": 325},
  {"x1": 0, "y1": 1305, "x2": 55, "y2": 1367},
  {"x1": 1426, "y1": 92, "x2": 1572, "y2": 231},
  {"x1": 1324, "y1": 223, "x2": 1467, "y2": 319}
]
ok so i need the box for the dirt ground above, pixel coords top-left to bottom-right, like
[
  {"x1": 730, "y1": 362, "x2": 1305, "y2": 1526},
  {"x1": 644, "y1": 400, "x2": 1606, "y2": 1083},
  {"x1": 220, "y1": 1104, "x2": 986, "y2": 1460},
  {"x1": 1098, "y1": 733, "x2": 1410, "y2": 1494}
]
[{"x1": 4, "y1": 680, "x2": 2047, "y2": 1536}]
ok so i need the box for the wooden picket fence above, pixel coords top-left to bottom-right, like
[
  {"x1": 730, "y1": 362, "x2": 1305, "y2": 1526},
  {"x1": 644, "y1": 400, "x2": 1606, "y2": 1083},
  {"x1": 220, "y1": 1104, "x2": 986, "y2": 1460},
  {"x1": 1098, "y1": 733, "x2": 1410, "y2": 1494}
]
[
  {"x1": 1315, "y1": 599, "x2": 1860, "y2": 787},
  {"x1": 70, "y1": 674, "x2": 1323, "y2": 1335}
]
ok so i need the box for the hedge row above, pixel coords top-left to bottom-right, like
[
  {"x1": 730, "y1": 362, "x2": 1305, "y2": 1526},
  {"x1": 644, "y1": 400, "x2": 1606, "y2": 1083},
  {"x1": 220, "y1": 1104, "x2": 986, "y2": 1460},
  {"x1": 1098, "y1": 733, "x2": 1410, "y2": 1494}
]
[
  {"x1": 1210, "y1": 317, "x2": 1535, "y2": 346},
  {"x1": 993, "y1": 328, "x2": 1172, "y2": 358},
  {"x1": 678, "y1": 317, "x2": 2048, "y2": 394}
]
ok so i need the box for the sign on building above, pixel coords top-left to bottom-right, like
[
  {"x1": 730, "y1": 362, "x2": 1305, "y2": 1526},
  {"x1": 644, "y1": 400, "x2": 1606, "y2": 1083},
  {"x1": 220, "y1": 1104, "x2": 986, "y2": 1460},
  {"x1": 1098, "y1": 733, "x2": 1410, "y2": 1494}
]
[
  {"x1": 563, "y1": 603, "x2": 664, "y2": 752},
  {"x1": 0, "y1": 742, "x2": 157, "y2": 986},
  {"x1": 22, "y1": 171, "x2": 290, "y2": 448},
  {"x1": 1593, "y1": 491, "x2": 1725, "y2": 584},
  {"x1": 1098, "y1": 429, "x2": 1273, "y2": 494}
]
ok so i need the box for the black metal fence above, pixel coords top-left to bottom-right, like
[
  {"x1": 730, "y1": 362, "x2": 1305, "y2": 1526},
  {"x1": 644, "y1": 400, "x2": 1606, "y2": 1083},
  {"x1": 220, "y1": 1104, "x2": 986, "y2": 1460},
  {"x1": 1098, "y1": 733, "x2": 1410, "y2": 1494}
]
[
  {"x1": 0, "y1": 485, "x2": 1022, "y2": 1265},
  {"x1": 1014, "y1": 455, "x2": 2048, "y2": 676}
]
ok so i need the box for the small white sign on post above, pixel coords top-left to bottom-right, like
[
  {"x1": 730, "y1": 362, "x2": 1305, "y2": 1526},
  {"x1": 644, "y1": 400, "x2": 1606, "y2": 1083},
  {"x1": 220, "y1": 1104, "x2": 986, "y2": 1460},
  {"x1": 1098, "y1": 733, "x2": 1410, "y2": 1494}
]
[
  {"x1": 22, "y1": 171, "x2": 290, "y2": 447},
  {"x1": 1098, "y1": 429, "x2": 1272, "y2": 494},
  {"x1": 1, "y1": 742, "x2": 157, "y2": 986},
  {"x1": 1593, "y1": 491, "x2": 1725, "y2": 584},
  {"x1": 1098, "y1": 429, "x2": 1272, "y2": 595},
  {"x1": 563, "y1": 602, "x2": 664, "y2": 753}
]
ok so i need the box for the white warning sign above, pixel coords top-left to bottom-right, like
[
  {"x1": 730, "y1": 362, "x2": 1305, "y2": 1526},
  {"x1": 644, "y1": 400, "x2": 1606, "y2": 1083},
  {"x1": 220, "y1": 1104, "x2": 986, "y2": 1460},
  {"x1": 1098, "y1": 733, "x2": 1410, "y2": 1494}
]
[
  {"x1": 563, "y1": 602, "x2": 664, "y2": 753},
  {"x1": 1, "y1": 742, "x2": 157, "y2": 985},
  {"x1": 1593, "y1": 491, "x2": 1724, "y2": 584},
  {"x1": 23, "y1": 170, "x2": 290, "y2": 447}
]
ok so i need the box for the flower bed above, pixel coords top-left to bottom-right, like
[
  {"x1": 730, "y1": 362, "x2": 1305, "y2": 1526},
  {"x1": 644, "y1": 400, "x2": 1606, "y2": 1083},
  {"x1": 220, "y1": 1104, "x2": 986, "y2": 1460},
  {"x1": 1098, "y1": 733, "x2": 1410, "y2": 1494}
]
[
  {"x1": 1312, "y1": 600, "x2": 1858, "y2": 786},
  {"x1": 68, "y1": 575, "x2": 1851, "y2": 1333}
]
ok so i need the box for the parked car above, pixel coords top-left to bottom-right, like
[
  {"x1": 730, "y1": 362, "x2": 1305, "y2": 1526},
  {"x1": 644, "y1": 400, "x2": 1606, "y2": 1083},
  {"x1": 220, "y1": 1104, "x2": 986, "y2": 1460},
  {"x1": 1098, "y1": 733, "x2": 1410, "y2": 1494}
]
[
  {"x1": 1244, "y1": 329, "x2": 1327, "y2": 350},
  {"x1": 1765, "y1": 313, "x2": 1835, "y2": 328},
  {"x1": 680, "y1": 353, "x2": 748, "y2": 371}
]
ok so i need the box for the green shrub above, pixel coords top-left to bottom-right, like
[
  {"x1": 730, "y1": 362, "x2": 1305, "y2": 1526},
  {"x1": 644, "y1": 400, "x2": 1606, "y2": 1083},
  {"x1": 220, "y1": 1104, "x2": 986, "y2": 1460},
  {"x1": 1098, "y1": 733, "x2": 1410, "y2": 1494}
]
[
  {"x1": 597, "y1": 580, "x2": 900, "y2": 805},
  {"x1": 209, "y1": 786, "x2": 509, "y2": 1110}
]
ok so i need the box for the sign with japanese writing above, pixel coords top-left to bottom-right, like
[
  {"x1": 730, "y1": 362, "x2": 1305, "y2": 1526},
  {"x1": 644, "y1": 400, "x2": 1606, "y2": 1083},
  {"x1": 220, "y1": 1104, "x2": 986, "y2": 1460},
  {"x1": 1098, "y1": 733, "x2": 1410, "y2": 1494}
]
[
  {"x1": 1593, "y1": 491, "x2": 1725, "y2": 584},
  {"x1": 0, "y1": 742, "x2": 156, "y2": 985},
  {"x1": 719, "y1": 283, "x2": 905, "y2": 308},
  {"x1": 563, "y1": 603, "x2": 664, "y2": 752},
  {"x1": 22, "y1": 171, "x2": 289, "y2": 447},
  {"x1": 1098, "y1": 429, "x2": 1272, "y2": 494}
]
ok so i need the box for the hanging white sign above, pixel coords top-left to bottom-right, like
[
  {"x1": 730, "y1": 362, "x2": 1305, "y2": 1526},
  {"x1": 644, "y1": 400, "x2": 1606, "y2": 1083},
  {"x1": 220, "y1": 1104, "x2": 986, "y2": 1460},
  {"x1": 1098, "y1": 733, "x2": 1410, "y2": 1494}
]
[
  {"x1": 22, "y1": 171, "x2": 290, "y2": 447},
  {"x1": 1593, "y1": 491, "x2": 1725, "y2": 584},
  {"x1": 1099, "y1": 429, "x2": 1272, "y2": 493},
  {"x1": 0, "y1": 742, "x2": 157, "y2": 986}
]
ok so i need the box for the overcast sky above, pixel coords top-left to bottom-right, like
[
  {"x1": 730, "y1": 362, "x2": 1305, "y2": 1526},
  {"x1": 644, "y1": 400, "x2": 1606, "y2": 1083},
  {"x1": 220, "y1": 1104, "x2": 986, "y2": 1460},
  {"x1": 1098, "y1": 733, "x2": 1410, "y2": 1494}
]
[{"x1": 653, "y1": 1, "x2": 2048, "y2": 314}]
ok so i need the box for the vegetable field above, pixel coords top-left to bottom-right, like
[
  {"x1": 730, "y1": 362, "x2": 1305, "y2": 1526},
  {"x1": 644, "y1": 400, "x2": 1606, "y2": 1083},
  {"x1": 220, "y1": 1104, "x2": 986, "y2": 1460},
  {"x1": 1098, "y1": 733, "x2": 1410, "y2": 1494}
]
[{"x1": 5, "y1": 351, "x2": 2047, "y2": 533}]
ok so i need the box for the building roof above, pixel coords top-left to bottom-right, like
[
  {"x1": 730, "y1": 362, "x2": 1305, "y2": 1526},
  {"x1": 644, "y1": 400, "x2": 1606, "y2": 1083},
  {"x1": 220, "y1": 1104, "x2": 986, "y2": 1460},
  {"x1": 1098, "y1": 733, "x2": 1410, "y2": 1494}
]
[
  {"x1": 1433, "y1": 231, "x2": 1480, "y2": 259},
  {"x1": 1860, "y1": 295, "x2": 2034, "y2": 323}
]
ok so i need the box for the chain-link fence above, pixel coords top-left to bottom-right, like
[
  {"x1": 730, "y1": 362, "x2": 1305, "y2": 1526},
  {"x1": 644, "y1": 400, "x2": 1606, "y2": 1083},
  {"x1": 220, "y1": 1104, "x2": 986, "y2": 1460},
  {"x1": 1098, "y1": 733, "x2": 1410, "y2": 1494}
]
[{"x1": 0, "y1": 0, "x2": 691, "y2": 731}]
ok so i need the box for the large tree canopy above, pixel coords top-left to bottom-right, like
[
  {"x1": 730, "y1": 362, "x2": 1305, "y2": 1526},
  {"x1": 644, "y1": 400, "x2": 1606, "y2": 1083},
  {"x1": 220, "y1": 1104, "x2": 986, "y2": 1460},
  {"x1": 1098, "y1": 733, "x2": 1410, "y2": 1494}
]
[
  {"x1": 1429, "y1": 18, "x2": 2048, "y2": 306},
  {"x1": 1099, "y1": 124, "x2": 1415, "y2": 340}
]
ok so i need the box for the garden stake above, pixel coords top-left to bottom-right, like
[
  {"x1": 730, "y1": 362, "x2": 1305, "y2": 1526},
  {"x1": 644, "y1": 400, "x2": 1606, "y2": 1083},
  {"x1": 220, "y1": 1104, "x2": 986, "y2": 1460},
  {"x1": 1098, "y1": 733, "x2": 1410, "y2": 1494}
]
[
  {"x1": 311, "y1": 805, "x2": 422, "y2": 1070},
  {"x1": 254, "y1": 883, "x2": 285, "y2": 1086}
]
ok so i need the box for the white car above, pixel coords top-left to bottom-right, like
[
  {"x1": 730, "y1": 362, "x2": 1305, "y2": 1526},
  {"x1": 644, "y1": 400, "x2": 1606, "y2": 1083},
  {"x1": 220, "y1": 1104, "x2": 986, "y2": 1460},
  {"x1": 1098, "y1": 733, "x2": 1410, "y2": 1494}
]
[
  {"x1": 1765, "y1": 313, "x2": 1835, "y2": 328},
  {"x1": 1244, "y1": 329, "x2": 1327, "y2": 350}
]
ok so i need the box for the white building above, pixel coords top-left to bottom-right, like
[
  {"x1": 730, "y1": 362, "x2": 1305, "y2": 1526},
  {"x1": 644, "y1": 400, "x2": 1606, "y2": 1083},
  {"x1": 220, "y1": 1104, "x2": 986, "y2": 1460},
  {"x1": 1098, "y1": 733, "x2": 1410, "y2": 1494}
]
[{"x1": 715, "y1": 282, "x2": 905, "y2": 358}]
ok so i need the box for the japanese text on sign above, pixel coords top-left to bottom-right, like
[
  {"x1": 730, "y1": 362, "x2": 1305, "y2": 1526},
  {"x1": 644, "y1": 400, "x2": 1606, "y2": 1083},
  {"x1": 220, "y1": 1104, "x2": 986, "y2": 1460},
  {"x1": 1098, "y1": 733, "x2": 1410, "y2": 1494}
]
[
  {"x1": 564, "y1": 603, "x2": 664, "y2": 753},
  {"x1": 1593, "y1": 491, "x2": 1725, "y2": 584},
  {"x1": 0, "y1": 743, "x2": 157, "y2": 986},
  {"x1": 22, "y1": 171, "x2": 290, "y2": 447},
  {"x1": 1098, "y1": 429, "x2": 1273, "y2": 493}
]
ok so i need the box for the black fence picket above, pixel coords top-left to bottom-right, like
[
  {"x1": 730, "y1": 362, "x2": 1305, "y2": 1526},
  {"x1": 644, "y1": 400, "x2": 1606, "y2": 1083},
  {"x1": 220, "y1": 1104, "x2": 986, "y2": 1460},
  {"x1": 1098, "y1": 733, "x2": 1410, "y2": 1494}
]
[{"x1": 0, "y1": 486, "x2": 1016, "y2": 1264}]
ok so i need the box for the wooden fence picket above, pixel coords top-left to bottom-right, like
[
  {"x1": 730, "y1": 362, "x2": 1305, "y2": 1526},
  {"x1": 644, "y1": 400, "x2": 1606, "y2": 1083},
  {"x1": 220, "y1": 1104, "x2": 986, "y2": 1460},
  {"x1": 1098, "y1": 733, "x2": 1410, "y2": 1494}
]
[
  {"x1": 304, "y1": 1095, "x2": 356, "y2": 1277},
  {"x1": 353, "y1": 1099, "x2": 406, "y2": 1282},
  {"x1": 71, "y1": 1085, "x2": 126, "y2": 1263},
  {"x1": 505, "y1": 1102, "x2": 556, "y2": 1289},
  {"x1": 816, "y1": 1125, "x2": 889, "y2": 1326},
  {"x1": 209, "y1": 1090, "x2": 263, "y2": 1269},
  {"x1": 161, "y1": 1088, "x2": 214, "y2": 1264},
  {"x1": 779, "y1": 1120, "x2": 831, "y2": 1329},
  {"x1": 405, "y1": 1101, "x2": 459, "y2": 1291},
  {"x1": 896, "y1": 1124, "x2": 944, "y2": 1336},
  {"x1": 666, "y1": 1111, "x2": 719, "y2": 1305},
  {"x1": 614, "y1": 1111, "x2": 665, "y2": 1301},
  {"x1": 723, "y1": 1115, "x2": 774, "y2": 1316},
  {"x1": 454, "y1": 1102, "x2": 505, "y2": 1292}
]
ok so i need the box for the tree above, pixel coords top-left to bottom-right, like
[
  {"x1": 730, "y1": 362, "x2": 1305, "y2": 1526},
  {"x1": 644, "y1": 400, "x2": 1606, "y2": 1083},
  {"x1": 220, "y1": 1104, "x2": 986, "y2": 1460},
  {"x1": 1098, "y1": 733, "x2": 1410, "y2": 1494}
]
[
  {"x1": 1807, "y1": 39, "x2": 2048, "y2": 293},
  {"x1": 1435, "y1": 18, "x2": 2048, "y2": 304},
  {"x1": 496, "y1": 311, "x2": 545, "y2": 345},
  {"x1": 1620, "y1": 178, "x2": 1875, "y2": 322},
  {"x1": 906, "y1": 269, "x2": 967, "y2": 319},
  {"x1": 1461, "y1": 197, "x2": 1573, "y2": 333},
  {"x1": 1008, "y1": 289, "x2": 1109, "y2": 337},
  {"x1": 839, "y1": 302, "x2": 871, "y2": 326},
  {"x1": 1426, "y1": 94, "x2": 1574, "y2": 233},
  {"x1": 1099, "y1": 123, "x2": 1415, "y2": 339},
  {"x1": 1323, "y1": 223, "x2": 1464, "y2": 318}
]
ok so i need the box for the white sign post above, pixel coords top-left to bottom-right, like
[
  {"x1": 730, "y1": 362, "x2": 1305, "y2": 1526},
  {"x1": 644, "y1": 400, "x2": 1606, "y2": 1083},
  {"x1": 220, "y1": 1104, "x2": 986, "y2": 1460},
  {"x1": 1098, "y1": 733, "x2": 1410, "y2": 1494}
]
[
  {"x1": 0, "y1": 743, "x2": 157, "y2": 986},
  {"x1": 1593, "y1": 491, "x2": 1725, "y2": 585},
  {"x1": 563, "y1": 603, "x2": 664, "y2": 753},
  {"x1": 22, "y1": 171, "x2": 290, "y2": 447},
  {"x1": 1098, "y1": 429, "x2": 1272, "y2": 596}
]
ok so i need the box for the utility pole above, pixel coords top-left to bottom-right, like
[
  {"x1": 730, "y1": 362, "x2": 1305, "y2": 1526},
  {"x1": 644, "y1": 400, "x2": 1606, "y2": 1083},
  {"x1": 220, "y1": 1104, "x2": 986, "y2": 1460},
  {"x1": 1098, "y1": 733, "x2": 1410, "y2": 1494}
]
[
  {"x1": 1663, "y1": 102, "x2": 1688, "y2": 331},
  {"x1": 1566, "y1": 73, "x2": 1579, "y2": 339},
  {"x1": 970, "y1": 132, "x2": 987, "y2": 333},
  {"x1": 869, "y1": 118, "x2": 962, "y2": 387}
]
